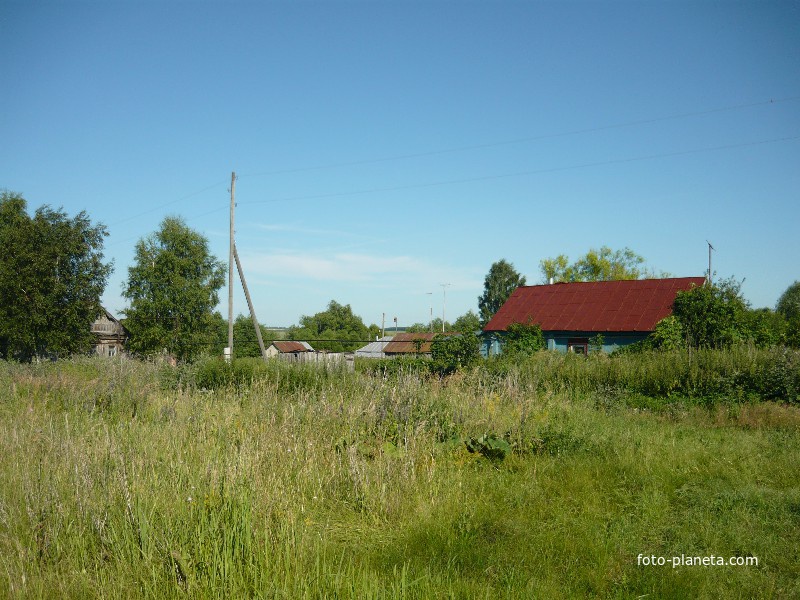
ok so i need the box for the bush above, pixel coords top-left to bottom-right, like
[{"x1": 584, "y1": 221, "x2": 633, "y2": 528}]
[
  {"x1": 431, "y1": 334, "x2": 480, "y2": 376},
  {"x1": 478, "y1": 346, "x2": 800, "y2": 404},
  {"x1": 504, "y1": 321, "x2": 545, "y2": 356}
]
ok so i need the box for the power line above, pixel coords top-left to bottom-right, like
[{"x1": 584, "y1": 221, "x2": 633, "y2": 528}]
[
  {"x1": 238, "y1": 95, "x2": 800, "y2": 179},
  {"x1": 108, "y1": 179, "x2": 228, "y2": 227},
  {"x1": 238, "y1": 134, "x2": 800, "y2": 206},
  {"x1": 106, "y1": 206, "x2": 227, "y2": 248},
  {"x1": 101, "y1": 95, "x2": 798, "y2": 228}
]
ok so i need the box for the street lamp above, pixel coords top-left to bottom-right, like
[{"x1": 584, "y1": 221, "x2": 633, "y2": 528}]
[
  {"x1": 426, "y1": 292, "x2": 433, "y2": 332},
  {"x1": 440, "y1": 283, "x2": 451, "y2": 333}
]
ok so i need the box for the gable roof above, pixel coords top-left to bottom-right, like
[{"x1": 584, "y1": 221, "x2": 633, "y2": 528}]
[
  {"x1": 271, "y1": 341, "x2": 314, "y2": 353},
  {"x1": 355, "y1": 336, "x2": 394, "y2": 357},
  {"x1": 483, "y1": 277, "x2": 705, "y2": 333},
  {"x1": 92, "y1": 307, "x2": 128, "y2": 337},
  {"x1": 383, "y1": 332, "x2": 441, "y2": 354}
]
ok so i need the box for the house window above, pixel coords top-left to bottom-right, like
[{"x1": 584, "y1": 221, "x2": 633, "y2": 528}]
[{"x1": 567, "y1": 338, "x2": 588, "y2": 355}]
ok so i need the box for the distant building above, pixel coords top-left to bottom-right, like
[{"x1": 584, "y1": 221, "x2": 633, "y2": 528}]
[
  {"x1": 91, "y1": 308, "x2": 128, "y2": 357},
  {"x1": 265, "y1": 340, "x2": 315, "y2": 358},
  {"x1": 382, "y1": 332, "x2": 442, "y2": 356},
  {"x1": 482, "y1": 277, "x2": 705, "y2": 355},
  {"x1": 355, "y1": 336, "x2": 394, "y2": 359}
]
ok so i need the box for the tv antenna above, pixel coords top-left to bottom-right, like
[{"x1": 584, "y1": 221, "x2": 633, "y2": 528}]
[{"x1": 706, "y1": 240, "x2": 714, "y2": 285}]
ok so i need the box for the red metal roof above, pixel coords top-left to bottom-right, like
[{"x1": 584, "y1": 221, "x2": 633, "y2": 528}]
[
  {"x1": 483, "y1": 277, "x2": 705, "y2": 333},
  {"x1": 272, "y1": 341, "x2": 313, "y2": 353},
  {"x1": 383, "y1": 332, "x2": 441, "y2": 354}
]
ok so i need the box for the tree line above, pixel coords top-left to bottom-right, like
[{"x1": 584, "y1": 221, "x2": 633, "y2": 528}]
[{"x1": 2, "y1": 191, "x2": 797, "y2": 362}]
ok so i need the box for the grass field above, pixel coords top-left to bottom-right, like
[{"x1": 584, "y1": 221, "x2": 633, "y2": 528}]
[{"x1": 1, "y1": 353, "x2": 799, "y2": 598}]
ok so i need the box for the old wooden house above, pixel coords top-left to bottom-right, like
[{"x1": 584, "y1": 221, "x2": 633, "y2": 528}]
[{"x1": 91, "y1": 308, "x2": 128, "y2": 357}]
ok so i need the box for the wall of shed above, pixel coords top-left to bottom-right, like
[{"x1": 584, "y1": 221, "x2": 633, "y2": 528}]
[{"x1": 481, "y1": 331, "x2": 650, "y2": 357}]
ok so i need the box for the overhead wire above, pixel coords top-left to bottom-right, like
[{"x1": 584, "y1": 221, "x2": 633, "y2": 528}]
[
  {"x1": 103, "y1": 95, "x2": 800, "y2": 225},
  {"x1": 238, "y1": 95, "x2": 800, "y2": 179},
  {"x1": 238, "y1": 134, "x2": 800, "y2": 206}
]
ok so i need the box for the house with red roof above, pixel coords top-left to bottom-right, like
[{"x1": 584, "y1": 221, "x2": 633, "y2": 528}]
[
  {"x1": 482, "y1": 277, "x2": 705, "y2": 355},
  {"x1": 265, "y1": 340, "x2": 315, "y2": 358}
]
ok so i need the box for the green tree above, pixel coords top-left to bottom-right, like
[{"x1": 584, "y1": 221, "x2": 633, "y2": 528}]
[
  {"x1": 288, "y1": 300, "x2": 374, "y2": 352},
  {"x1": 210, "y1": 313, "x2": 277, "y2": 359},
  {"x1": 430, "y1": 333, "x2": 480, "y2": 375},
  {"x1": 122, "y1": 217, "x2": 225, "y2": 362},
  {"x1": 650, "y1": 315, "x2": 685, "y2": 350},
  {"x1": 452, "y1": 310, "x2": 481, "y2": 334},
  {"x1": 776, "y1": 281, "x2": 800, "y2": 322},
  {"x1": 540, "y1": 246, "x2": 647, "y2": 283},
  {"x1": 745, "y1": 308, "x2": 787, "y2": 348},
  {"x1": 0, "y1": 192, "x2": 112, "y2": 360},
  {"x1": 672, "y1": 278, "x2": 750, "y2": 348},
  {"x1": 478, "y1": 260, "x2": 527, "y2": 325}
]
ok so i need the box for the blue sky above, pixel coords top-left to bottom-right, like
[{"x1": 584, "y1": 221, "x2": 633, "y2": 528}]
[{"x1": 2, "y1": 0, "x2": 799, "y2": 328}]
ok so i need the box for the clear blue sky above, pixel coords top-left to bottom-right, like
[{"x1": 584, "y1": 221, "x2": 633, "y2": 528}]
[{"x1": 2, "y1": 0, "x2": 799, "y2": 328}]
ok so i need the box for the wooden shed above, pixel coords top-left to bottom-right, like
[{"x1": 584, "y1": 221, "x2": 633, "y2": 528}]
[
  {"x1": 265, "y1": 340, "x2": 315, "y2": 358},
  {"x1": 382, "y1": 332, "x2": 441, "y2": 356}
]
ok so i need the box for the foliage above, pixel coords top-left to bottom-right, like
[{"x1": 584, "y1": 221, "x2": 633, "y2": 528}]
[
  {"x1": 540, "y1": 246, "x2": 647, "y2": 283},
  {"x1": 745, "y1": 308, "x2": 787, "y2": 348},
  {"x1": 1, "y1": 357, "x2": 799, "y2": 598},
  {"x1": 478, "y1": 259, "x2": 526, "y2": 325},
  {"x1": 787, "y1": 316, "x2": 800, "y2": 349},
  {"x1": 452, "y1": 310, "x2": 481, "y2": 334},
  {"x1": 430, "y1": 333, "x2": 480, "y2": 375},
  {"x1": 464, "y1": 433, "x2": 511, "y2": 461},
  {"x1": 503, "y1": 321, "x2": 545, "y2": 356},
  {"x1": 478, "y1": 344, "x2": 800, "y2": 403},
  {"x1": 122, "y1": 217, "x2": 225, "y2": 362},
  {"x1": 776, "y1": 281, "x2": 800, "y2": 321},
  {"x1": 0, "y1": 192, "x2": 112, "y2": 360},
  {"x1": 192, "y1": 356, "x2": 349, "y2": 392},
  {"x1": 406, "y1": 320, "x2": 442, "y2": 334},
  {"x1": 209, "y1": 313, "x2": 277, "y2": 359},
  {"x1": 356, "y1": 355, "x2": 431, "y2": 378},
  {"x1": 672, "y1": 278, "x2": 751, "y2": 349},
  {"x1": 588, "y1": 333, "x2": 605, "y2": 353},
  {"x1": 287, "y1": 300, "x2": 377, "y2": 352},
  {"x1": 651, "y1": 315, "x2": 684, "y2": 350}
]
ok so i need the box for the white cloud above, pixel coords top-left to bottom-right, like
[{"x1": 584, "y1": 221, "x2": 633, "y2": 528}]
[
  {"x1": 239, "y1": 250, "x2": 480, "y2": 290},
  {"x1": 251, "y1": 222, "x2": 369, "y2": 239}
]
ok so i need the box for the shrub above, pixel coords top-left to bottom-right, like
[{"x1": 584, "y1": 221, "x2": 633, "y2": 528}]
[
  {"x1": 431, "y1": 334, "x2": 480, "y2": 375},
  {"x1": 504, "y1": 321, "x2": 545, "y2": 356}
]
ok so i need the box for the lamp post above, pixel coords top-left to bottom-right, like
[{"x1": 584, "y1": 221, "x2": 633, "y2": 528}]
[
  {"x1": 440, "y1": 283, "x2": 451, "y2": 333},
  {"x1": 426, "y1": 292, "x2": 433, "y2": 332}
]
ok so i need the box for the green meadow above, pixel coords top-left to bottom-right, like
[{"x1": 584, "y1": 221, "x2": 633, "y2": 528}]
[{"x1": 1, "y1": 351, "x2": 798, "y2": 598}]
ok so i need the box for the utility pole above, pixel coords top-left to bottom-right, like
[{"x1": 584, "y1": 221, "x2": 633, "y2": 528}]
[
  {"x1": 227, "y1": 171, "x2": 236, "y2": 361},
  {"x1": 381, "y1": 312, "x2": 385, "y2": 338},
  {"x1": 234, "y1": 245, "x2": 268, "y2": 360},
  {"x1": 441, "y1": 283, "x2": 451, "y2": 333},
  {"x1": 426, "y1": 292, "x2": 433, "y2": 333},
  {"x1": 707, "y1": 240, "x2": 714, "y2": 285}
]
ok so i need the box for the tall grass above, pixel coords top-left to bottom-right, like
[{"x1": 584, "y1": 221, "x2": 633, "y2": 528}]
[
  {"x1": 477, "y1": 346, "x2": 800, "y2": 404},
  {"x1": 0, "y1": 356, "x2": 798, "y2": 598}
]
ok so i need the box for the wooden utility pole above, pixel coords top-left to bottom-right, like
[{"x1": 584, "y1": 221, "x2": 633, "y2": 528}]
[
  {"x1": 227, "y1": 172, "x2": 236, "y2": 361},
  {"x1": 234, "y1": 245, "x2": 268, "y2": 360}
]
